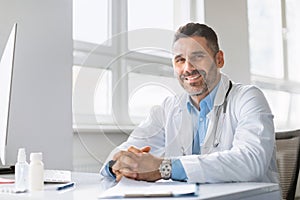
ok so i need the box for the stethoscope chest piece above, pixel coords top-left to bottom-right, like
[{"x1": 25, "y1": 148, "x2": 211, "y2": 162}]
[{"x1": 213, "y1": 140, "x2": 219, "y2": 147}]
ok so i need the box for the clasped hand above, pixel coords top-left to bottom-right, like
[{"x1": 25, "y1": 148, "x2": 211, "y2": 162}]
[{"x1": 112, "y1": 146, "x2": 163, "y2": 182}]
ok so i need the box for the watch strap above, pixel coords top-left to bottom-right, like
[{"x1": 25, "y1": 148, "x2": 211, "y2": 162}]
[{"x1": 108, "y1": 160, "x2": 116, "y2": 176}]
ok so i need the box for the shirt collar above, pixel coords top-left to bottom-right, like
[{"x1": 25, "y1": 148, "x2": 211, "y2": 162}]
[{"x1": 186, "y1": 81, "x2": 220, "y2": 115}]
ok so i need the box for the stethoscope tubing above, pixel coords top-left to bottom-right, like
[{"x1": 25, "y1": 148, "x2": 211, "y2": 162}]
[{"x1": 213, "y1": 80, "x2": 233, "y2": 147}]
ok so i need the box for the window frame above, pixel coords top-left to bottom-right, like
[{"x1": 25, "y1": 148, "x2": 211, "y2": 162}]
[
  {"x1": 249, "y1": 0, "x2": 300, "y2": 130},
  {"x1": 73, "y1": 0, "x2": 202, "y2": 128},
  {"x1": 250, "y1": 0, "x2": 300, "y2": 94}
]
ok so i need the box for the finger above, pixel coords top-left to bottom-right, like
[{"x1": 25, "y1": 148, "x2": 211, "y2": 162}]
[
  {"x1": 112, "y1": 155, "x2": 138, "y2": 171},
  {"x1": 112, "y1": 167, "x2": 120, "y2": 176},
  {"x1": 112, "y1": 159, "x2": 122, "y2": 172},
  {"x1": 114, "y1": 165, "x2": 137, "y2": 181},
  {"x1": 140, "y1": 146, "x2": 151, "y2": 153},
  {"x1": 115, "y1": 171, "x2": 123, "y2": 182},
  {"x1": 113, "y1": 150, "x2": 139, "y2": 161},
  {"x1": 111, "y1": 167, "x2": 123, "y2": 182},
  {"x1": 128, "y1": 146, "x2": 142, "y2": 153},
  {"x1": 119, "y1": 168, "x2": 137, "y2": 179},
  {"x1": 120, "y1": 155, "x2": 138, "y2": 169},
  {"x1": 128, "y1": 146, "x2": 151, "y2": 153},
  {"x1": 115, "y1": 165, "x2": 139, "y2": 181},
  {"x1": 112, "y1": 150, "x2": 125, "y2": 161}
]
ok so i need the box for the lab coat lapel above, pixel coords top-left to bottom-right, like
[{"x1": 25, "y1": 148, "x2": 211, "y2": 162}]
[
  {"x1": 165, "y1": 95, "x2": 193, "y2": 156},
  {"x1": 202, "y1": 74, "x2": 230, "y2": 154},
  {"x1": 166, "y1": 106, "x2": 183, "y2": 156},
  {"x1": 178, "y1": 103, "x2": 193, "y2": 155},
  {"x1": 202, "y1": 109, "x2": 217, "y2": 153}
]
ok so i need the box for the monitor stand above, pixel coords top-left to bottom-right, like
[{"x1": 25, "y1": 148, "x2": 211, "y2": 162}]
[{"x1": 0, "y1": 165, "x2": 14, "y2": 174}]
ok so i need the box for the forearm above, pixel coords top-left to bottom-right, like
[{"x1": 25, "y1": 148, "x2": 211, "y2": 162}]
[
  {"x1": 181, "y1": 152, "x2": 263, "y2": 183},
  {"x1": 180, "y1": 126, "x2": 274, "y2": 183}
]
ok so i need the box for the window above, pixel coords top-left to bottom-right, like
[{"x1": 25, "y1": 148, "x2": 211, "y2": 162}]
[
  {"x1": 263, "y1": 90, "x2": 300, "y2": 130},
  {"x1": 72, "y1": 66, "x2": 112, "y2": 125},
  {"x1": 248, "y1": 0, "x2": 300, "y2": 130},
  {"x1": 285, "y1": 0, "x2": 300, "y2": 82},
  {"x1": 128, "y1": 71, "x2": 183, "y2": 124},
  {"x1": 72, "y1": 0, "x2": 203, "y2": 129},
  {"x1": 73, "y1": 0, "x2": 109, "y2": 45},
  {"x1": 247, "y1": 0, "x2": 283, "y2": 78},
  {"x1": 128, "y1": 0, "x2": 174, "y2": 31}
]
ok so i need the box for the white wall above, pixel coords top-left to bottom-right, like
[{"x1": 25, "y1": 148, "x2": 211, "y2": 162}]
[
  {"x1": 0, "y1": 0, "x2": 73, "y2": 169},
  {"x1": 204, "y1": 0, "x2": 251, "y2": 84},
  {"x1": 73, "y1": 131, "x2": 129, "y2": 172}
]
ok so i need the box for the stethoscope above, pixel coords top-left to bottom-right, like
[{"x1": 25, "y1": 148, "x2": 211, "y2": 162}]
[
  {"x1": 181, "y1": 80, "x2": 233, "y2": 155},
  {"x1": 212, "y1": 80, "x2": 233, "y2": 147}
]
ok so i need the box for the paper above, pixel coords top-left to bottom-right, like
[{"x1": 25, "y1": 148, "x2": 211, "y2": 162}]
[
  {"x1": 0, "y1": 178, "x2": 15, "y2": 184},
  {"x1": 99, "y1": 177, "x2": 198, "y2": 199},
  {"x1": 0, "y1": 177, "x2": 14, "y2": 184}
]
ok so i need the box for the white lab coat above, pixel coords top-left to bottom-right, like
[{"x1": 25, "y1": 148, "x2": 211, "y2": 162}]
[{"x1": 102, "y1": 73, "x2": 279, "y2": 184}]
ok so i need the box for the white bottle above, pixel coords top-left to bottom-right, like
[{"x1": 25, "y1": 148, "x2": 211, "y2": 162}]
[
  {"x1": 15, "y1": 148, "x2": 29, "y2": 192},
  {"x1": 29, "y1": 152, "x2": 44, "y2": 191}
]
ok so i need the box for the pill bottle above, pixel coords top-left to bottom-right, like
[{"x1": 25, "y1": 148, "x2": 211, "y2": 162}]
[{"x1": 29, "y1": 152, "x2": 44, "y2": 191}]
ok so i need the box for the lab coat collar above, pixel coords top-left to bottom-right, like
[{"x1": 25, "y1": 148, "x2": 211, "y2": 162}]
[
  {"x1": 176, "y1": 73, "x2": 230, "y2": 113},
  {"x1": 214, "y1": 73, "x2": 231, "y2": 107}
]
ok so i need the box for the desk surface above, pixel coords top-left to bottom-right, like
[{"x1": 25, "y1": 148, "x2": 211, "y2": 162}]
[{"x1": 0, "y1": 172, "x2": 280, "y2": 200}]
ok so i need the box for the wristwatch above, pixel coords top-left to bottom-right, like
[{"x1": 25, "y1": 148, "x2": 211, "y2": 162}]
[{"x1": 159, "y1": 159, "x2": 172, "y2": 179}]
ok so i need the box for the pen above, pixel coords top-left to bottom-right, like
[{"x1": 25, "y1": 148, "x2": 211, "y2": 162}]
[
  {"x1": 124, "y1": 193, "x2": 173, "y2": 198},
  {"x1": 56, "y1": 182, "x2": 75, "y2": 191}
]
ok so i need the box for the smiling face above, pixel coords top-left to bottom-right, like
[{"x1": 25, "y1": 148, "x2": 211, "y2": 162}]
[{"x1": 172, "y1": 36, "x2": 224, "y2": 100}]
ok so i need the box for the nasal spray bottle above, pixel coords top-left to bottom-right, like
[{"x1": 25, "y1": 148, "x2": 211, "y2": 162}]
[
  {"x1": 29, "y1": 152, "x2": 44, "y2": 191},
  {"x1": 15, "y1": 148, "x2": 29, "y2": 192}
]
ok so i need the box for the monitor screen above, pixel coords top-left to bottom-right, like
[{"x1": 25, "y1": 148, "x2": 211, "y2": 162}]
[{"x1": 0, "y1": 23, "x2": 17, "y2": 166}]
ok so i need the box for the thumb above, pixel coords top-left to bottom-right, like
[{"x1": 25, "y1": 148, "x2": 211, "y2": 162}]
[{"x1": 140, "y1": 146, "x2": 151, "y2": 153}]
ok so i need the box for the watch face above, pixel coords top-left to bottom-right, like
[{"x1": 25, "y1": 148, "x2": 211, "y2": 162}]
[{"x1": 160, "y1": 159, "x2": 172, "y2": 179}]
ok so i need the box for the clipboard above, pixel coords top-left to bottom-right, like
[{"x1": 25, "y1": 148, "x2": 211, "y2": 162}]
[{"x1": 98, "y1": 177, "x2": 199, "y2": 199}]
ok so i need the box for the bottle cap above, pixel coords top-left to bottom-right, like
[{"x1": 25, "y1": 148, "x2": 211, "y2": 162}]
[
  {"x1": 17, "y1": 148, "x2": 26, "y2": 162},
  {"x1": 30, "y1": 152, "x2": 43, "y2": 161}
]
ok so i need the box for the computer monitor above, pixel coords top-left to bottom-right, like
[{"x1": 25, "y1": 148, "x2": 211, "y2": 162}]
[{"x1": 0, "y1": 23, "x2": 17, "y2": 167}]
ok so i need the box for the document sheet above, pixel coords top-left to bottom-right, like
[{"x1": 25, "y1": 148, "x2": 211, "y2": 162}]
[{"x1": 99, "y1": 177, "x2": 198, "y2": 198}]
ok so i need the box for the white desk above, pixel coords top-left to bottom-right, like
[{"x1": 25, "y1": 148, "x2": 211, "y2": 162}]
[{"x1": 0, "y1": 172, "x2": 280, "y2": 200}]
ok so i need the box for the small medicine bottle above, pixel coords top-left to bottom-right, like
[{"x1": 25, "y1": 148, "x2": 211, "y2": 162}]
[
  {"x1": 15, "y1": 148, "x2": 29, "y2": 192},
  {"x1": 29, "y1": 152, "x2": 44, "y2": 191}
]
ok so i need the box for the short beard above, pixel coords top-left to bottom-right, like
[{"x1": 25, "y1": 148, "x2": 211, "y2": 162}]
[
  {"x1": 190, "y1": 87, "x2": 208, "y2": 96},
  {"x1": 178, "y1": 69, "x2": 209, "y2": 96}
]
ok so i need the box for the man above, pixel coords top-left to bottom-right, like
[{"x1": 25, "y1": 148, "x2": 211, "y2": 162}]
[{"x1": 100, "y1": 23, "x2": 279, "y2": 184}]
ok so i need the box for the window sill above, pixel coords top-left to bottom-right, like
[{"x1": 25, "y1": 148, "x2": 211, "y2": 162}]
[{"x1": 73, "y1": 124, "x2": 136, "y2": 134}]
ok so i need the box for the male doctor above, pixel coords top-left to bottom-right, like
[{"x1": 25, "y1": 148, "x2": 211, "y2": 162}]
[{"x1": 100, "y1": 23, "x2": 279, "y2": 184}]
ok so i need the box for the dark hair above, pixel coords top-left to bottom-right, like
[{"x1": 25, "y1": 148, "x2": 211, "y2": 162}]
[{"x1": 173, "y1": 23, "x2": 220, "y2": 55}]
